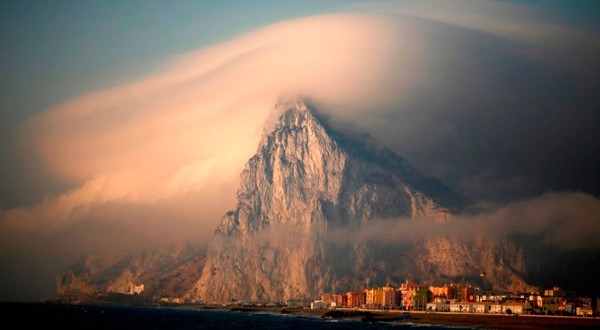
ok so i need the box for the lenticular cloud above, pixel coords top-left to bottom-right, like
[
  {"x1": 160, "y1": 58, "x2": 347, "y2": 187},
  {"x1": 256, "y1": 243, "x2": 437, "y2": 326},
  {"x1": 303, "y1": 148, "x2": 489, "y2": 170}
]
[
  {"x1": 2, "y1": 1, "x2": 600, "y2": 303},
  {"x1": 5, "y1": 13, "x2": 420, "y2": 235}
]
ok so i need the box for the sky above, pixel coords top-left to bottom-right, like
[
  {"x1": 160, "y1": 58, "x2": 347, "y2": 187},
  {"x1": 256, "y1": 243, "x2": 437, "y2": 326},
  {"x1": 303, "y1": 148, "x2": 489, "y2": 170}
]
[{"x1": 1, "y1": 0, "x2": 599, "y2": 302}]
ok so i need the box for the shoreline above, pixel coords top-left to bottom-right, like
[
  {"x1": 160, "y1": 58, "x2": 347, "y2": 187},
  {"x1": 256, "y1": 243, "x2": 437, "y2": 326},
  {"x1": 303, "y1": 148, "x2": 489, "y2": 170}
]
[
  {"x1": 368, "y1": 311, "x2": 600, "y2": 330},
  {"x1": 14, "y1": 301, "x2": 600, "y2": 329},
  {"x1": 199, "y1": 305, "x2": 600, "y2": 330}
]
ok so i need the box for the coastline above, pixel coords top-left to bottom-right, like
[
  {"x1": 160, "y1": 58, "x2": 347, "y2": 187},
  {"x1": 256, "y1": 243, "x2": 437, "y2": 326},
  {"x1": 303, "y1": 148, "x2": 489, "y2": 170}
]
[
  {"x1": 204, "y1": 305, "x2": 600, "y2": 330},
  {"x1": 10, "y1": 300, "x2": 600, "y2": 329},
  {"x1": 372, "y1": 311, "x2": 600, "y2": 330}
]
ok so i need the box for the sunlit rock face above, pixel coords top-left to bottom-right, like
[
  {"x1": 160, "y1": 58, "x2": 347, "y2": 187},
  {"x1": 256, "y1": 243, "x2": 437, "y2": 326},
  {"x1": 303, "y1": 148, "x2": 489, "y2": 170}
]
[
  {"x1": 55, "y1": 246, "x2": 206, "y2": 299},
  {"x1": 189, "y1": 99, "x2": 520, "y2": 303},
  {"x1": 55, "y1": 99, "x2": 534, "y2": 303}
]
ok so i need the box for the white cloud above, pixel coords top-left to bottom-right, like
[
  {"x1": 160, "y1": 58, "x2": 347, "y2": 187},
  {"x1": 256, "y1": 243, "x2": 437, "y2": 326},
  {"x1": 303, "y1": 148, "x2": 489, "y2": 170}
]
[
  {"x1": 3, "y1": 0, "x2": 598, "y2": 251},
  {"x1": 329, "y1": 191, "x2": 600, "y2": 250},
  {"x1": 2, "y1": 1, "x2": 599, "y2": 302},
  {"x1": 5, "y1": 13, "x2": 429, "y2": 235}
]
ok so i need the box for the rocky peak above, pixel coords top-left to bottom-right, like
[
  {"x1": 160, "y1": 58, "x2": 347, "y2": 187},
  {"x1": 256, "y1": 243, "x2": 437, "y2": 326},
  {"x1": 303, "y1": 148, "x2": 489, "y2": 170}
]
[
  {"x1": 191, "y1": 98, "x2": 479, "y2": 303},
  {"x1": 54, "y1": 99, "x2": 535, "y2": 304}
]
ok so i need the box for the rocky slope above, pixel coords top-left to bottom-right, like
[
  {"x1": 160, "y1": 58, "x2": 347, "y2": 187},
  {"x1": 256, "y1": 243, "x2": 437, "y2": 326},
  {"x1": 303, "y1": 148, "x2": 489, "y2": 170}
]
[
  {"x1": 188, "y1": 99, "x2": 533, "y2": 303},
  {"x1": 55, "y1": 99, "x2": 540, "y2": 303},
  {"x1": 55, "y1": 245, "x2": 205, "y2": 299}
]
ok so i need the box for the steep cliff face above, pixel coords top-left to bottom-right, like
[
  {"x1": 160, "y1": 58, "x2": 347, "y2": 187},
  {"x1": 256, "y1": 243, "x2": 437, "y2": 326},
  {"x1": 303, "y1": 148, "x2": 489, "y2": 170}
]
[
  {"x1": 212, "y1": 99, "x2": 464, "y2": 238},
  {"x1": 410, "y1": 237, "x2": 532, "y2": 292},
  {"x1": 55, "y1": 245, "x2": 205, "y2": 299},
  {"x1": 56, "y1": 99, "x2": 537, "y2": 303},
  {"x1": 189, "y1": 99, "x2": 522, "y2": 303}
]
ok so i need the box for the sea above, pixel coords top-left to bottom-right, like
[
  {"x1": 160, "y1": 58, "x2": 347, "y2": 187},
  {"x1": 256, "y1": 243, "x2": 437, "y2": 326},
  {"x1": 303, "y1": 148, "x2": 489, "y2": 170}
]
[{"x1": 1, "y1": 302, "x2": 474, "y2": 329}]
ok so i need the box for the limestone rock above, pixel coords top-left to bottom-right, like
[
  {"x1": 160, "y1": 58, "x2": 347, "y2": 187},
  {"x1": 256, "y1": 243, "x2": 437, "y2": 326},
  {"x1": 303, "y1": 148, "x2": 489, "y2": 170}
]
[
  {"x1": 190, "y1": 99, "x2": 495, "y2": 303},
  {"x1": 55, "y1": 245, "x2": 205, "y2": 299}
]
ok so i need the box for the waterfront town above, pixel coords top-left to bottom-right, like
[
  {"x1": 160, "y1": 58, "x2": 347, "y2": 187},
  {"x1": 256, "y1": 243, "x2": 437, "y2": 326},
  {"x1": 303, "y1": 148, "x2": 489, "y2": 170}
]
[
  {"x1": 152, "y1": 279, "x2": 599, "y2": 318},
  {"x1": 299, "y1": 280, "x2": 597, "y2": 317}
]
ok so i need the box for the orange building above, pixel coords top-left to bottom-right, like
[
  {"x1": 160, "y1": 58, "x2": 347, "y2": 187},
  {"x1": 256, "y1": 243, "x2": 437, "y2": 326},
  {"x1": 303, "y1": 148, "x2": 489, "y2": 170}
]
[
  {"x1": 364, "y1": 286, "x2": 400, "y2": 309},
  {"x1": 321, "y1": 293, "x2": 332, "y2": 302},
  {"x1": 346, "y1": 291, "x2": 366, "y2": 308},
  {"x1": 364, "y1": 288, "x2": 381, "y2": 308},
  {"x1": 430, "y1": 285, "x2": 454, "y2": 300},
  {"x1": 382, "y1": 286, "x2": 400, "y2": 309},
  {"x1": 400, "y1": 279, "x2": 422, "y2": 310},
  {"x1": 332, "y1": 294, "x2": 347, "y2": 307},
  {"x1": 451, "y1": 282, "x2": 472, "y2": 302}
]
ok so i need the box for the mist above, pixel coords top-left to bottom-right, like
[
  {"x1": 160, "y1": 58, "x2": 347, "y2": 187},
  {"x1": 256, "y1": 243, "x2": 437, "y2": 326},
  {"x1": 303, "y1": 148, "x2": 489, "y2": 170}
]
[
  {"x1": 327, "y1": 191, "x2": 600, "y2": 251},
  {"x1": 1, "y1": 1, "x2": 599, "y2": 301}
]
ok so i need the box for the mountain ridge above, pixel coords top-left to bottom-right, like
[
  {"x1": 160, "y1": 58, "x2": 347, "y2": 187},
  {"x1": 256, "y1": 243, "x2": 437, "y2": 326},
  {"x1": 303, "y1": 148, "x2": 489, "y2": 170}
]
[
  {"x1": 190, "y1": 99, "x2": 488, "y2": 303},
  {"x1": 304, "y1": 100, "x2": 471, "y2": 212},
  {"x1": 54, "y1": 99, "x2": 542, "y2": 303}
]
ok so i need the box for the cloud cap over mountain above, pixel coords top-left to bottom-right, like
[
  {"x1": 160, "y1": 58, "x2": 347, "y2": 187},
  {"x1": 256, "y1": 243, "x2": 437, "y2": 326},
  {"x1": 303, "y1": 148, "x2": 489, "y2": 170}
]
[{"x1": 1, "y1": 1, "x2": 599, "y2": 302}]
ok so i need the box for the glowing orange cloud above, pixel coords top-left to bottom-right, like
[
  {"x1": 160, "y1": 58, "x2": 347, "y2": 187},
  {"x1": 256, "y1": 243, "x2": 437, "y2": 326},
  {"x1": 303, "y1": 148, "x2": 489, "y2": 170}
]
[{"x1": 7, "y1": 14, "x2": 423, "y2": 233}]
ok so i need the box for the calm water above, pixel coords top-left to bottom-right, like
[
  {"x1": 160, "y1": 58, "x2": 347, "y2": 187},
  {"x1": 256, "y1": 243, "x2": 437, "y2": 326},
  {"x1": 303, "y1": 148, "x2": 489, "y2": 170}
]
[{"x1": 2, "y1": 302, "x2": 473, "y2": 329}]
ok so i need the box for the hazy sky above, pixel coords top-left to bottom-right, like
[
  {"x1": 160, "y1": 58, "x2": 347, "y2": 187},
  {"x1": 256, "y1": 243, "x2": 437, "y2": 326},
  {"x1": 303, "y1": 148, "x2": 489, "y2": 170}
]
[{"x1": 1, "y1": 0, "x2": 599, "y2": 302}]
